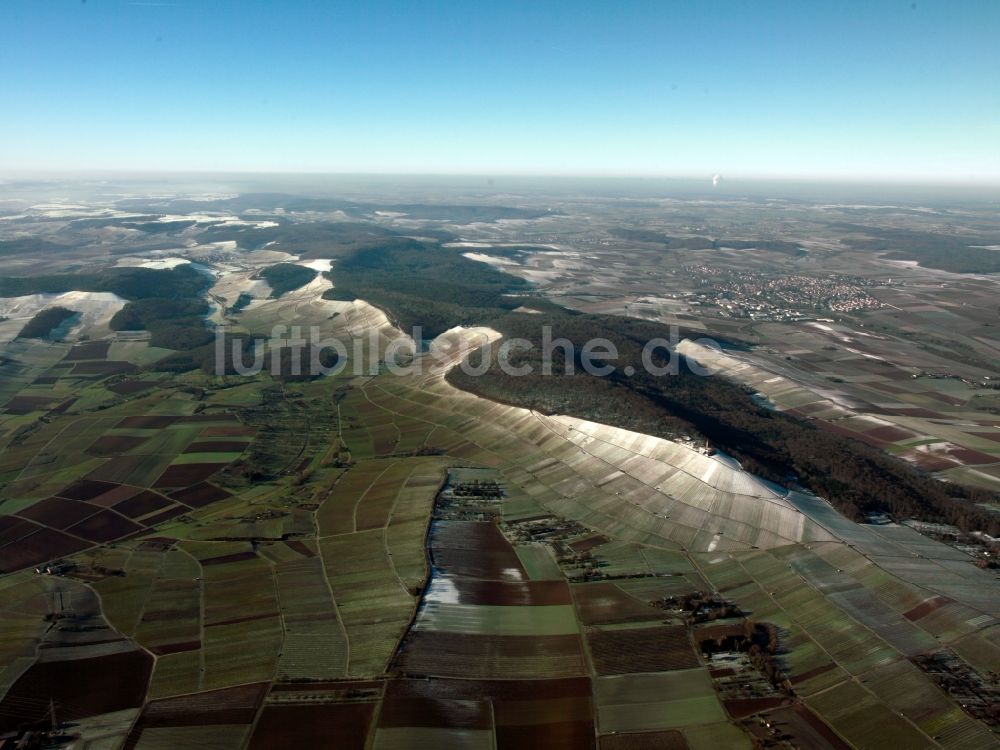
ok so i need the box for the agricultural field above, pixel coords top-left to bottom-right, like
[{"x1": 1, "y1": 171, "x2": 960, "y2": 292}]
[
  {"x1": 317, "y1": 457, "x2": 446, "y2": 677},
  {"x1": 5, "y1": 315, "x2": 996, "y2": 747},
  {"x1": 397, "y1": 469, "x2": 588, "y2": 682},
  {"x1": 0, "y1": 184, "x2": 998, "y2": 749},
  {"x1": 678, "y1": 336, "x2": 1000, "y2": 491}
]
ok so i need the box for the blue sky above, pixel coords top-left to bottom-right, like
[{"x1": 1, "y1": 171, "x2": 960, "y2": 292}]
[{"x1": 2, "y1": 0, "x2": 998, "y2": 181}]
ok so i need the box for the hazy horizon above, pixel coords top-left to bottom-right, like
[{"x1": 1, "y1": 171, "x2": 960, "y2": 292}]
[{"x1": 1, "y1": 172, "x2": 997, "y2": 209}]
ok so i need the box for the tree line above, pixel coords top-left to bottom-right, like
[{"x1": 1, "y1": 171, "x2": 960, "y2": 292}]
[{"x1": 448, "y1": 309, "x2": 1000, "y2": 536}]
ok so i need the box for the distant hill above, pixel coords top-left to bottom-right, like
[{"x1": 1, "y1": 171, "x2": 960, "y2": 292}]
[
  {"x1": 116, "y1": 192, "x2": 555, "y2": 224},
  {"x1": 0, "y1": 264, "x2": 208, "y2": 300},
  {"x1": 609, "y1": 228, "x2": 803, "y2": 255},
  {"x1": 832, "y1": 224, "x2": 1000, "y2": 274},
  {"x1": 322, "y1": 238, "x2": 528, "y2": 338},
  {"x1": 18, "y1": 306, "x2": 78, "y2": 339},
  {"x1": 0, "y1": 238, "x2": 72, "y2": 257},
  {"x1": 198, "y1": 221, "x2": 408, "y2": 258},
  {"x1": 0, "y1": 265, "x2": 213, "y2": 350},
  {"x1": 259, "y1": 263, "x2": 317, "y2": 297}
]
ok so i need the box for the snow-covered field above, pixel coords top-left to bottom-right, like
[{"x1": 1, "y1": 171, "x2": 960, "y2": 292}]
[
  {"x1": 0, "y1": 291, "x2": 127, "y2": 344},
  {"x1": 297, "y1": 258, "x2": 335, "y2": 272},
  {"x1": 461, "y1": 252, "x2": 519, "y2": 267},
  {"x1": 115, "y1": 256, "x2": 192, "y2": 270}
]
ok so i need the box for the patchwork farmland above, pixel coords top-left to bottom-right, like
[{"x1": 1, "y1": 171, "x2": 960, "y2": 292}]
[
  {"x1": 1, "y1": 322, "x2": 998, "y2": 748},
  {"x1": 1, "y1": 188, "x2": 999, "y2": 750}
]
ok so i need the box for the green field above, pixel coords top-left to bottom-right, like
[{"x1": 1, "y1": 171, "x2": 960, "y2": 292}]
[{"x1": 595, "y1": 670, "x2": 727, "y2": 732}]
